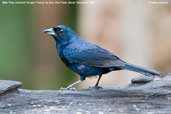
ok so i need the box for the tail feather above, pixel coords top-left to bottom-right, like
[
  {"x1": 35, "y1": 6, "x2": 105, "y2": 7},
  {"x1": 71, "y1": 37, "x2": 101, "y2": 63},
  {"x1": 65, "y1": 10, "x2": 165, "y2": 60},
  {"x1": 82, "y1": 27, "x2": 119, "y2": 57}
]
[{"x1": 124, "y1": 63, "x2": 161, "y2": 76}]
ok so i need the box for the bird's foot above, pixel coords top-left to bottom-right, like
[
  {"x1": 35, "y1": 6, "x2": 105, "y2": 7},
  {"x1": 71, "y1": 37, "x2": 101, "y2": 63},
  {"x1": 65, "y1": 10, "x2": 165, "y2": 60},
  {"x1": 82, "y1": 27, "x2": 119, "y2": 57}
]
[
  {"x1": 60, "y1": 80, "x2": 81, "y2": 90},
  {"x1": 60, "y1": 87, "x2": 76, "y2": 90},
  {"x1": 89, "y1": 86, "x2": 103, "y2": 90}
]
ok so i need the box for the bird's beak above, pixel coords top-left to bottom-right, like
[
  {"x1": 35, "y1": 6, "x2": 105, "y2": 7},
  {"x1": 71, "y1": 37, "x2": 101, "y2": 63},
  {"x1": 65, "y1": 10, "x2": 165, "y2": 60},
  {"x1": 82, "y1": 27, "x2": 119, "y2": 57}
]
[{"x1": 43, "y1": 28, "x2": 56, "y2": 36}]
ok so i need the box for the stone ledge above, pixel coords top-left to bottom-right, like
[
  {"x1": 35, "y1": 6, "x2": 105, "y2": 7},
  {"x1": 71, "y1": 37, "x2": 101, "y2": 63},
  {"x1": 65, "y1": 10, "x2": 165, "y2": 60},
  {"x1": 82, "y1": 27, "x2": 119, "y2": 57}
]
[
  {"x1": 0, "y1": 80, "x2": 22, "y2": 95},
  {"x1": 0, "y1": 75, "x2": 171, "y2": 114}
]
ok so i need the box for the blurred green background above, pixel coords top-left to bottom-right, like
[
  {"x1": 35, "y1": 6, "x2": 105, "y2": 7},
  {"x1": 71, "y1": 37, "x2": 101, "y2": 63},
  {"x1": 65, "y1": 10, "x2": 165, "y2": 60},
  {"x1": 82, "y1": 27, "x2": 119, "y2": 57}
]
[{"x1": 0, "y1": 1, "x2": 78, "y2": 89}]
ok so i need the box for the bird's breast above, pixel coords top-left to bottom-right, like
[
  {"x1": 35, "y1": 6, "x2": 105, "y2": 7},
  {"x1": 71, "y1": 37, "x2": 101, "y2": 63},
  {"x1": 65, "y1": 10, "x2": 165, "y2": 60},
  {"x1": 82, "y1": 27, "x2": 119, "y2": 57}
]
[{"x1": 56, "y1": 47, "x2": 70, "y2": 67}]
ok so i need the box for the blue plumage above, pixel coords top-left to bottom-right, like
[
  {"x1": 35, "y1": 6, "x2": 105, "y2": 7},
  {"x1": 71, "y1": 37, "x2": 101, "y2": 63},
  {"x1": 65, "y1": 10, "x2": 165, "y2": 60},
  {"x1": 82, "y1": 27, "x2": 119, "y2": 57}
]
[{"x1": 44, "y1": 25, "x2": 161, "y2": 88}]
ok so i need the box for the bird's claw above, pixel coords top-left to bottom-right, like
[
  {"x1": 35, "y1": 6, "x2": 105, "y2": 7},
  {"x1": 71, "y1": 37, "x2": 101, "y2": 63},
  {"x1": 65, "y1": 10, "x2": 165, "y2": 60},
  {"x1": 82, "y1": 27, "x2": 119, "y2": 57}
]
[
  {"x1": 60, "y1": 87, "x2": 76, "y2": 90},
  {"x1": 89, "y1": 86, "x2": 103, "y2": 90}
]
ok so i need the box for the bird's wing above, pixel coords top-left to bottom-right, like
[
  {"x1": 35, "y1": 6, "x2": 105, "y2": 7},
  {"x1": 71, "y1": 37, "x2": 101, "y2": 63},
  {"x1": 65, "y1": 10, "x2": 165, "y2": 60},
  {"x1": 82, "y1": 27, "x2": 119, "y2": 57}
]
[{"x1": 63, "y1": 45, "x2": 125, "y2": 68}]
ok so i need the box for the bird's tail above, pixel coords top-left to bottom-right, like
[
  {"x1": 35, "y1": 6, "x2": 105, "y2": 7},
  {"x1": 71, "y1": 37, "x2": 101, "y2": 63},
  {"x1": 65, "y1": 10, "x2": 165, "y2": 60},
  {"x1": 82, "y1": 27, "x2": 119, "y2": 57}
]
[{"x1": 124, "y1": 63, "x2": 163, "y2": 77}]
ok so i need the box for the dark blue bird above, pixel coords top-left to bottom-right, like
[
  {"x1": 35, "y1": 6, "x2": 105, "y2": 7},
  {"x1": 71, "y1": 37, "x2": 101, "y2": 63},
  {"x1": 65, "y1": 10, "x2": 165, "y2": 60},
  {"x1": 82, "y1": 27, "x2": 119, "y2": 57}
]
[{"x1": 44, "y1": 25, "x2": 161, "y2": 89}]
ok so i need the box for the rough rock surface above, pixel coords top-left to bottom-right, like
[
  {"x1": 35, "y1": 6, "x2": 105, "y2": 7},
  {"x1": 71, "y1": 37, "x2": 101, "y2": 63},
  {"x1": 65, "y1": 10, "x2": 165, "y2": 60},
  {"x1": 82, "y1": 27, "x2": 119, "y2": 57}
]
[
  {"x1": 0, "y1": 80, "x2": 22, "y2": 95},
  {"x1": 0, "y1": 76, "x2": 171, "y2": 114}
]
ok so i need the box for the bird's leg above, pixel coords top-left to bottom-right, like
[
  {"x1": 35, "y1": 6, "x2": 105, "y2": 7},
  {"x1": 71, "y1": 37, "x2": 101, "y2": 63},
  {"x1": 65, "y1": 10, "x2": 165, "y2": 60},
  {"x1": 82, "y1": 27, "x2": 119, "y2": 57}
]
[
  {"x1": 95, "y1": 74, "x2": 102, "y2": 88},
  {"x1": 65, "y1": 80, "x2": 82, "y2": 89}
]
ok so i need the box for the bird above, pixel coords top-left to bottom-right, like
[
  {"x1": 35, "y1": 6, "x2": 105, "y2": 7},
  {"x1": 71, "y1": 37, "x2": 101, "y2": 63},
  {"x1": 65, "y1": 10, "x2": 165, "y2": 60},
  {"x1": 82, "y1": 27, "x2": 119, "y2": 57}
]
[{"x1": 43, "y1": 24, "x2": 162, "y2": 89}]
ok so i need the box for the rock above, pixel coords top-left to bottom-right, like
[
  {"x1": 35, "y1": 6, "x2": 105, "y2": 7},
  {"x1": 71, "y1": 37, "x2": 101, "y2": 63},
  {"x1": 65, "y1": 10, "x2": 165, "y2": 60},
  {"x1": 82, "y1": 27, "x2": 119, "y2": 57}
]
[
  {"x1": 131, "y1": 75, "x2": 154, "y2": 84},
  {"x1": 0, "y1": 77, "x2": 171, "y2": 114},
  {"x1": 0, "y1": 80, "x2": 22, "y2": 95}
]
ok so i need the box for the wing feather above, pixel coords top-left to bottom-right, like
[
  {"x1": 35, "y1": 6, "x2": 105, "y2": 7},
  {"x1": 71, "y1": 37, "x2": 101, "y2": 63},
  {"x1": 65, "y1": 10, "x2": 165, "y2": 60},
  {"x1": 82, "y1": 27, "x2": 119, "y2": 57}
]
[{"x1": 63, "y1": 45, "x2": 125, "y2": 67}]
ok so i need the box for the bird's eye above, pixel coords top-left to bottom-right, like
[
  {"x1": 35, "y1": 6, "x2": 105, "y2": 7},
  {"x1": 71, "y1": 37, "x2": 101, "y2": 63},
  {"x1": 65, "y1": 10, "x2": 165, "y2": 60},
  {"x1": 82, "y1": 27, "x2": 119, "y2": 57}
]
[
  {"x1": 54, "y1": 27, "x2": 64, "y2": 34},
  {"x1": 59, "y1": 29, "x2": 64, "y2": 34}
]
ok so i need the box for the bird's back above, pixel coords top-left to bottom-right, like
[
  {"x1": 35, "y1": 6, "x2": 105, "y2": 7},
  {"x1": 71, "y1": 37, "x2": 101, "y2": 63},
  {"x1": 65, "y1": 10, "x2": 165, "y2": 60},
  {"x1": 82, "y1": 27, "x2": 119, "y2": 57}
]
[{"x1": 57, "y1": 38, "x2": 125, "y2": 68}]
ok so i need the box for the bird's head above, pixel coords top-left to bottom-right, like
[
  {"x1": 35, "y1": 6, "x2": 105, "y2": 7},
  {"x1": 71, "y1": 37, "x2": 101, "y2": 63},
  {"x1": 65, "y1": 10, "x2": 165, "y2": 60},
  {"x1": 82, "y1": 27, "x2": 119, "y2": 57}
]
[{"x1": 43, "y1": 25, "x2": 77, "y2": 43}]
